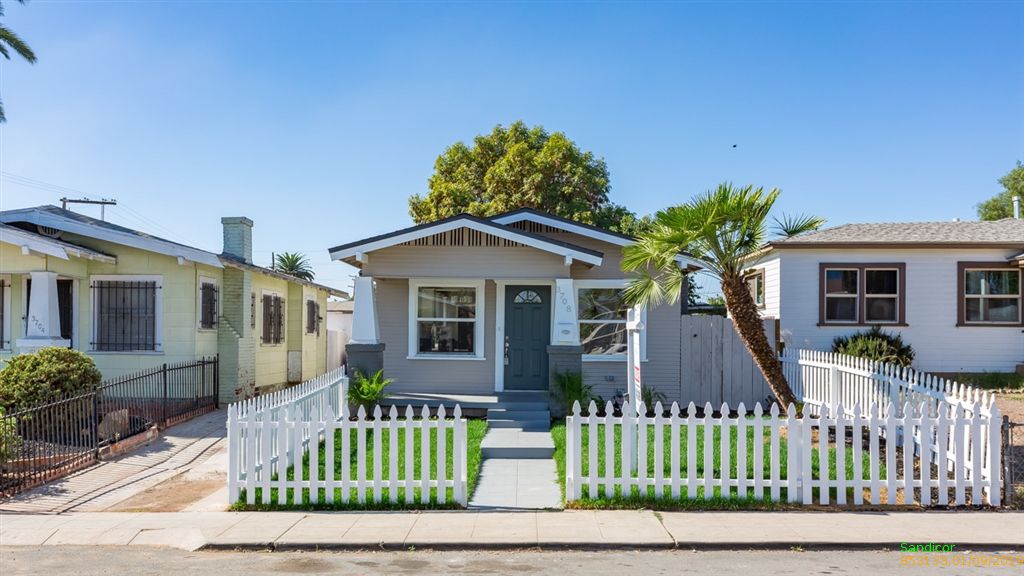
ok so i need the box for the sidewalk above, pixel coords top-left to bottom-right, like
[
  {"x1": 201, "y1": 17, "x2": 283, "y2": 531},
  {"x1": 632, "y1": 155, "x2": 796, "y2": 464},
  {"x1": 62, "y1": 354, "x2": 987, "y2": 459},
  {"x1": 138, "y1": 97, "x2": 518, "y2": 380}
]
[
  {"x1": 0, "y1": 409, "x2": 227, "y2": 514},
  {"x1": 2, "y1": 509, "x2": 1021, "y2": 551}
]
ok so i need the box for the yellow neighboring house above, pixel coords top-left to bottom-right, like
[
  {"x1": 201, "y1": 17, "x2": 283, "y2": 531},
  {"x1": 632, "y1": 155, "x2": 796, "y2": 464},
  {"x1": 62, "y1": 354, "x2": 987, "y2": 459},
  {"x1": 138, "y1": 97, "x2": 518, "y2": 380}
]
[{"x1": 0, "y1": 206, "x2": 348, "y2": 403}]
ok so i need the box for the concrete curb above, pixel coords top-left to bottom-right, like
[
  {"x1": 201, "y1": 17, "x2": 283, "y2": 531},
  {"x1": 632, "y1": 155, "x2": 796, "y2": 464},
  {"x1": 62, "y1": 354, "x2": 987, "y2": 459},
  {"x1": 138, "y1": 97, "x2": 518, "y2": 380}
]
[{"x1": 200, "y1": 540, "x2": 1024, "y2": 552}]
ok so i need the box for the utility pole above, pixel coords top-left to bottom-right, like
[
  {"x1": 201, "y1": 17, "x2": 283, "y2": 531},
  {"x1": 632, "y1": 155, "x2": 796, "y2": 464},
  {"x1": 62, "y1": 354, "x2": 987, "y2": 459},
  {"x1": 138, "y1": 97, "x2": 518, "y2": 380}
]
[{"x1": 60, "y1": 197, "x2": 117, "y2": 221}]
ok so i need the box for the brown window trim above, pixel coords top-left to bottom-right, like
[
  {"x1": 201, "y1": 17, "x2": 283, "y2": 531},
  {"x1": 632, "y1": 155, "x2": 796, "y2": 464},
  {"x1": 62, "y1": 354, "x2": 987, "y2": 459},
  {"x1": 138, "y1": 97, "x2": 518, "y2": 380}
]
[
  {"x1": 956, "y1": 261, "x2": 1023, "y2": 327},
  {"x1": 745, "y1": 268, "x2": 766, "y2": 310},
  {"x1": 818, "y1": 263, "x2": 907, "y2": 326}
]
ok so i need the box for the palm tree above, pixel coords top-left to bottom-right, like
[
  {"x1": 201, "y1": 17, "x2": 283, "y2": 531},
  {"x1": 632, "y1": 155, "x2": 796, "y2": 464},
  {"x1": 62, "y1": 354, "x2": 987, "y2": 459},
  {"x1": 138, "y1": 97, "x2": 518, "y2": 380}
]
[
  {"x1": 274, "y1": 252, "x2": 314, "y2": 281},
  {"x1": 622, "y1": 183, "x2": 824, "y2": 408},
  {"x1": 0, "y1": 0, "x2": 37, "y2": 123}
]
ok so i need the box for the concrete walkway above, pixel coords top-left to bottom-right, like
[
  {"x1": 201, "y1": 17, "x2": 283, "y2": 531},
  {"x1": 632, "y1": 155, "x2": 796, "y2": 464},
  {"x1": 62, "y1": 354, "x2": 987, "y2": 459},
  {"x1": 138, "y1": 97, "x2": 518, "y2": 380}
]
[
  {"x1": 2, "y1": 510, "x2": 1021, "y2": 551},
  {"x1": 0, "y1": 409, "x2": 228, "y2": 514}
]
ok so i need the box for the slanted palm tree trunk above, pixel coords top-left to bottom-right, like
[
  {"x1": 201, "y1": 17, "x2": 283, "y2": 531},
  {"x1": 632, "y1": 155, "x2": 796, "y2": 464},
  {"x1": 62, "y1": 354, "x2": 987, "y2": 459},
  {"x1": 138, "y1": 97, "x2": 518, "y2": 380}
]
[{"x1": 720, "y1": 271, "x2": 796, "y2": 408}]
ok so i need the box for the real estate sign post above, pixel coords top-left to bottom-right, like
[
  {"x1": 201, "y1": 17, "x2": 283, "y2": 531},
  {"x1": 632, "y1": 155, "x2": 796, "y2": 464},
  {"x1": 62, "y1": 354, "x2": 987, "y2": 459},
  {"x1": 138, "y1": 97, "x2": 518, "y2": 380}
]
[{"x1": 626, "y1": 308, "x2": 644, "y2": 474}]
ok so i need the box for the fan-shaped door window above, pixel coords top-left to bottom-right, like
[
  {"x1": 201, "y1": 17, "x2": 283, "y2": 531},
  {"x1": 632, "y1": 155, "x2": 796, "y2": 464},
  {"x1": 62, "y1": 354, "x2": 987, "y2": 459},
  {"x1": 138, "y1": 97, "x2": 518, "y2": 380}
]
[{"x1": 513, "y1": 289, "x2": 543, "y2": 304}]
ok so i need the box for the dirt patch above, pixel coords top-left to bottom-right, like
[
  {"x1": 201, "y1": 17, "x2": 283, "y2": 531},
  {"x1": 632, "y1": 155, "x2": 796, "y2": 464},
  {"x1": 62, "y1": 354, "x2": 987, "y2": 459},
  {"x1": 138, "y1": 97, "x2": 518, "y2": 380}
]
[{"x1": 105, "y1": 472, "x2": 224, "y2": 512}]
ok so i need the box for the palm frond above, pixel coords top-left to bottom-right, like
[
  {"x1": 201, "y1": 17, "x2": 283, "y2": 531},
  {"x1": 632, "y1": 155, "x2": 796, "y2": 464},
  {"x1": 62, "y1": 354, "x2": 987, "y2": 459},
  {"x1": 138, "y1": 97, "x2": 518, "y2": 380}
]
[
  {"x1": 0, "y1": 24, "x2": 36, "y2": 63},
  {"x1": 274, "y1": 252, "x2": 314, "y2": 281},
  {"x1": 772, "y1": 213, "x2": 825, "y2": 238}
]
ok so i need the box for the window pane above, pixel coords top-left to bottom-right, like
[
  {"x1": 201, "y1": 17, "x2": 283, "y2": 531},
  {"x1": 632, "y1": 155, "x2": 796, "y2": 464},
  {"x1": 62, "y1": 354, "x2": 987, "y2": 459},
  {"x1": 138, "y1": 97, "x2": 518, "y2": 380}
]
[
  {"x1": 985, "y1": 271, "x2": 1019, "y2": 295},
  {"x1": 983, "y1": 298, "x2": 1020, "y2": 322},
  {"x1": 578, "y1": 288, "x2": 628, "y2": 321},
  {"x1": 417, "y1": 320, "x2": 475, "y2": 353},
  {"x1": 865, "y1": 270, "x2": 898, "y2": 295},
  {"x1": 418, "y1": 288, "x2": 476, "y2": 319},
  {"x1": 865, "y1": 297, "x2": 897, "y2": 322},
  {"x1": 966, "y1": 270, "x2": 1021, "y2": 296},
  {"x1": 965, "y1": 298, "x2": 982, "y2": 322},
  {"x1": 580, "y1": 322, "x2": 627, "y2": 355},
  {"x1": 825, "y1": 296, "x2": 857, "y2": 322},
  {"x1": 747, "y1": 274, "x2": 764, "y2": 306},
  {"x1": 825, "y1": 270, "x2": 858, "y2": 294}
]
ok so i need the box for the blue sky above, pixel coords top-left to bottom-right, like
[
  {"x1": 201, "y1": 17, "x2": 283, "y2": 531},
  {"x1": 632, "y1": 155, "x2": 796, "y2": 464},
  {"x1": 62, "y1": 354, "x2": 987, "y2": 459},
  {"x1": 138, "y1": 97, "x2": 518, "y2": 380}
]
[{"x1": 1, "y1": 1, "x2": 1021, "y2": 294}]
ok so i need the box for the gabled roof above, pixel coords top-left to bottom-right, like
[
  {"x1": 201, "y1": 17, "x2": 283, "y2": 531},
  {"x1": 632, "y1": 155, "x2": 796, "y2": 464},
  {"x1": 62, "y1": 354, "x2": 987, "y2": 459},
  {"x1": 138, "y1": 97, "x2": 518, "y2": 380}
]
[
  {"x1": 489, "y1": 207, "x2": 704, "y2": 270},
  {"x1": 328, "y1": 213, "x2": 605, "y2": 266},
  {"x1": 771, "y1": 219, "x2": 1024, "y2": 248},
  {"x1": 0, "y1": 205, "x2": 223, "y2": 267},
  {"x1": 490, "y1": 208, "x2": 635, "y2": 246},
  {"x1": 0, "y1": 205, "x2": 347, "y2": 295},
  {"x1": 220, "y1": 254, "x2": 349, "y2": 298},
  {"x1": 0, "y1": 223, "x2": 117, "y2": 263}
]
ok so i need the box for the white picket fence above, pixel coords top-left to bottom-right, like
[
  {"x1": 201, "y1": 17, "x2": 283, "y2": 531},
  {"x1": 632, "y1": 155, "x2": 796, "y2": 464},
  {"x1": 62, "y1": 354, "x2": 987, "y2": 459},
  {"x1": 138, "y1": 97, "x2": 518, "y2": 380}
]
[
  {"x1": 782, "y1": 349, "x2": 997, "y2": 417},
  {"x1": 227, "y1": 368, "x2": 468, "y2": 507},
  {"x1": 566, "y1": 398, "x2": 1001, "y2": 507}
]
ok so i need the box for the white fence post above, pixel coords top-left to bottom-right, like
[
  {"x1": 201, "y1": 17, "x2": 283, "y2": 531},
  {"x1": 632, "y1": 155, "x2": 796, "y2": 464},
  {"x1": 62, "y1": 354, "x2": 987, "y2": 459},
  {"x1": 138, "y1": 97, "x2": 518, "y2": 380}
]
[
  {"x1": 829, "y1": 364, "x2": 840, "y2": 410},
  {"x1": 226, "y1": 366, "x2": 468, "y2": 508}
]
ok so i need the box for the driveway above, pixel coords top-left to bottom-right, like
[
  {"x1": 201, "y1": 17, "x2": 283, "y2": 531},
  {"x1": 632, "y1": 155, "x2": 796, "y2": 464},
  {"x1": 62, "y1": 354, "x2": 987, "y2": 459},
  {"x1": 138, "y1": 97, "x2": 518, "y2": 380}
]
[{"x1": 0, "y1": 408, "x2": 228, "y2": 514}]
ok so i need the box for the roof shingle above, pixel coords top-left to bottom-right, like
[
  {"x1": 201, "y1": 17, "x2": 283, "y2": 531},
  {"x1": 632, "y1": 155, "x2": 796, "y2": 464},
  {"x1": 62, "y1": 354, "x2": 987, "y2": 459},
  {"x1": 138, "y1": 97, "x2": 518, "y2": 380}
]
[{"x1": 772, "y1": 219, "x2": 1024, "y2": 246}]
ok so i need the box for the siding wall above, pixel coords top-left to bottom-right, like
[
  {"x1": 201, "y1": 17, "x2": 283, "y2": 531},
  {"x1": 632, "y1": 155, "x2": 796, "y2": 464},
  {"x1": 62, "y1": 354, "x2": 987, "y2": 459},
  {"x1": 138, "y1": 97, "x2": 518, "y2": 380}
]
[
  {"x1": 253, "y1": 273, "x2": 291, "y2": 389},
  {"x1": 774, "y1": 248, "x2": 1024, "y2": 372},
  {"x1": 375, "y1": 277, "x2": 496, "y2": 394},
  {"x1": 362, "y1": 246, "x2": 569, "y2": 279}
]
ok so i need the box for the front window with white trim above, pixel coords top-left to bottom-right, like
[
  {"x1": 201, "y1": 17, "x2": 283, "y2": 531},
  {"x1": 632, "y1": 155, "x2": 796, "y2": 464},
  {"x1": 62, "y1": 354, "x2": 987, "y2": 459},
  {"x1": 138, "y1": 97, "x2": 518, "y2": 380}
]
[
  {"x1": 964, "y1": 269, "x2": 1021, "y2": 324},
  {"x1": 410, "y1": 281, "x2": 484, "y2": 357},
  {"x1": 575, "y1": 280, "x2": 645, "y2": 360}
]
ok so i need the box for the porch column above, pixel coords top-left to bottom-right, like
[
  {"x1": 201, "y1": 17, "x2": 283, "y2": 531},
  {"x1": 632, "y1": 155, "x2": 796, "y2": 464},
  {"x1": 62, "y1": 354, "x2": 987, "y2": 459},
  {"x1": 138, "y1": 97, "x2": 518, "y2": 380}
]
[
  {"x1": 346, "y1": 275, "x2": 385, "y2": 379},
  {"x1": 17, "y1": 271, "x2": 71, "y2": 353},
  {"x1": 548, "y1": 278, "x2": 583, "y2": 417}
]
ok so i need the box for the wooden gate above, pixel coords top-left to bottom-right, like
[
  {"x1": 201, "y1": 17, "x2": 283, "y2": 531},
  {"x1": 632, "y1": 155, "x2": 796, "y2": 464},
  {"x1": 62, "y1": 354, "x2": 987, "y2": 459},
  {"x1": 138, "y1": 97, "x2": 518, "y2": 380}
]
[{"x1": 680, "y1": 315, "x2": 778, "y2": 408}]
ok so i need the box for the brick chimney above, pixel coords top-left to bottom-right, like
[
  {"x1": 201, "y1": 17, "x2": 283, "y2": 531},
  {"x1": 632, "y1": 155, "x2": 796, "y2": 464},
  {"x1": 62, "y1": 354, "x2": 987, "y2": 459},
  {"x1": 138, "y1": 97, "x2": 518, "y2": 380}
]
[{"x1": 222, "y1": 216, "x2": 253, "y2": 263}]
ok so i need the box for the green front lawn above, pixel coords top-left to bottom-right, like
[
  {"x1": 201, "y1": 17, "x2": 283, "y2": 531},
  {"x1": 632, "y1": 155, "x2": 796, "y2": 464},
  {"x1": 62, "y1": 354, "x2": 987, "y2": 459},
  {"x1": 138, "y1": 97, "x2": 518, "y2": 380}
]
[
  {"x1": 551, "y1": 421, "x2": 881, "y2": 509},
  {"x1": 234, "y1": 419, "x2": 487, "y2": 510},
  {"x1": 952, "y1": 372, "x2": 1024, "y2": 391}
]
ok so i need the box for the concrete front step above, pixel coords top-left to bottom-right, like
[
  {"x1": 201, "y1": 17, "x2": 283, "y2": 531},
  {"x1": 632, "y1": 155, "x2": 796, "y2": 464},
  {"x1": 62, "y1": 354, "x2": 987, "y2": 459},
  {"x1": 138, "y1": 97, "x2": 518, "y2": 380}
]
[
  {"x1": 487, "y1": 419, "x2": 550, "y2": 431},
  {"x1": 486, "y1": 408, "x2": 550, "y2": 422},
  {"x1": 480, "y1": 429, "x2": 555, "y2": 459}
]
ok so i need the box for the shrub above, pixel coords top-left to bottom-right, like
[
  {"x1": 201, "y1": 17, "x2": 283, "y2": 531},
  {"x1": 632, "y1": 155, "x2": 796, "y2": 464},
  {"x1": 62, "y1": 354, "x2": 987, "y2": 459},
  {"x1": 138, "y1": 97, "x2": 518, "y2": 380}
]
[
  {"x1": 552, "y1": 370, "x2": 596, "y2": 416},
  {"x1": 347, "y1": 369, "x2": 392, "y2": 413},
  {"x1": 831, "y1": 326, "x2": 915, "y2": 367},
  {"x1": 0, "y1": 347, "x2": 102, "y2": 411},
  {"x1": 640, "y1": 386, "x2": 668, "y2": 415}
]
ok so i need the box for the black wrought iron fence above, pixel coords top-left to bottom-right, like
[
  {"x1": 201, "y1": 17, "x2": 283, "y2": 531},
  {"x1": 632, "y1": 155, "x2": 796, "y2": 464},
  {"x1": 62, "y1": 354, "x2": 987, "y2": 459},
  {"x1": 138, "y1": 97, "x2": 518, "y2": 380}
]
[{"x1": 0, "y1": 357, "x2": 219, "y2": 498}]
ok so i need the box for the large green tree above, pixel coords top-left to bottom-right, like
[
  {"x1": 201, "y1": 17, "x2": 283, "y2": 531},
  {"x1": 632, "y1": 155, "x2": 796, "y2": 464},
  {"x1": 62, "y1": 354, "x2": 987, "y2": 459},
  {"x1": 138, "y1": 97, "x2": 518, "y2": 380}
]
[
  {"x1": 409, "y1": 121, "x2": 635, "y2": 232},
  {"x1": 977, "y1": 161, "x2": 1024, "y2": 220},
  {"x1": 622, "y1": 183, "x2": 824, "y2": 408},
  {"x1": 0, "y1": 0, "x2": 37, "y2": 123}
]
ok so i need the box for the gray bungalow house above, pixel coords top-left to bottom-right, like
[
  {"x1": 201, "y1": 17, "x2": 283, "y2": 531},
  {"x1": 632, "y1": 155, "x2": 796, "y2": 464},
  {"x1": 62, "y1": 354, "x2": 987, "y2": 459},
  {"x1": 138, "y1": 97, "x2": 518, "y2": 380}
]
[{"x1": 329, "y1": 209, "x2": 707, "y2": 406}]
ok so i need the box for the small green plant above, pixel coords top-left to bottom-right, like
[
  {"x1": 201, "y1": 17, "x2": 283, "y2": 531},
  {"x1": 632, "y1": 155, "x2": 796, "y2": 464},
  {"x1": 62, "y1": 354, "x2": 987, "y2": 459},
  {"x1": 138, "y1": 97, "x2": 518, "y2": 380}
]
[
  {"x1": 552, "y1": 370, "x2": 596, "y2": 416},
  {"x1": 0, "y1": 347, "x2": 102, "y2": 411},
  {"x1": 832, "y1": 326, "x2": 915, "y2": 367},
  {"x1": 640, "y1": 386, "x2": 667, "y2": 415},
  {"x1": 347, "y1": 369, "x2": 392, "y2": 413}
]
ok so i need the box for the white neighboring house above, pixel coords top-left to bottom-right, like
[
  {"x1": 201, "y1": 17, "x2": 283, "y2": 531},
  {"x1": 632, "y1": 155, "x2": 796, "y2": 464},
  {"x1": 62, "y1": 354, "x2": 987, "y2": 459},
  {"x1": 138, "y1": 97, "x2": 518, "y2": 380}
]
[
  {"x1": 326, "y1": 299, "x2": 353, "y2": 370},
  {"x1": 743, "y1": 218, "x2": 1024, "y2": 373}
]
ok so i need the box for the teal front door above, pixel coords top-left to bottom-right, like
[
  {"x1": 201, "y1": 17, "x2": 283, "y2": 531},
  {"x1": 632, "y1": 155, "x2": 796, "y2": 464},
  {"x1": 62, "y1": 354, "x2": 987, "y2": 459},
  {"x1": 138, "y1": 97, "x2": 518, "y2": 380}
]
[{"x1": 503, "y1": 285, "x2": 551, "y2": 391}]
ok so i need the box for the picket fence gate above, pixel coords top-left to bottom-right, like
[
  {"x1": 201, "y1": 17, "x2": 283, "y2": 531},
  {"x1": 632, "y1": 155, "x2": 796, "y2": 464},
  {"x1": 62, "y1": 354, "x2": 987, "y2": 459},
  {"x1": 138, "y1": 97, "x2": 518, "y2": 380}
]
[
  {"x1": 565, "y1": 398, "x2": 1002, "y2": 507},
  {"x1": 227, "y1": 367, "x2": 468, "y2": 507}
]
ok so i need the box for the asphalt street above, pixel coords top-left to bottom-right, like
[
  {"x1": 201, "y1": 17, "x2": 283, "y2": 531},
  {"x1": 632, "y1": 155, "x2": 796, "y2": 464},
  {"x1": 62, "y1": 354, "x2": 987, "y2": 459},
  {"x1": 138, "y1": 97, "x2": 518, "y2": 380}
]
[{"x1": 3, "y1": 547, "x2": 1023, "y2": 576}]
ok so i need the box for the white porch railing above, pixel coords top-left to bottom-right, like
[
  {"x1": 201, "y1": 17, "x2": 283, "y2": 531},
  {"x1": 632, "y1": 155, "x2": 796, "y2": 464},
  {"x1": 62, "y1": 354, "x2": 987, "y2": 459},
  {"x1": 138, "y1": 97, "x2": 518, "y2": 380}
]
[{"x1": 226, "y1": 368, "x2": 468, "y2": 507}]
